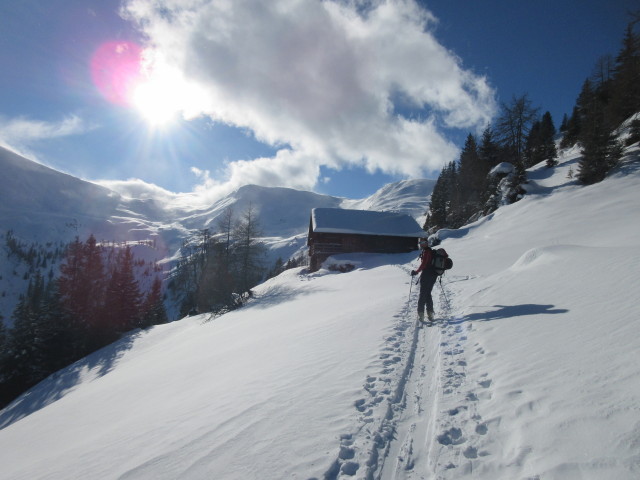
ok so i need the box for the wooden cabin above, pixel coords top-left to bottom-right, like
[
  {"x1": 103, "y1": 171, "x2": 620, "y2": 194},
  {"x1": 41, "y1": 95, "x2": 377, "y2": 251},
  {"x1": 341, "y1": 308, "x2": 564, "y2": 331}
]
[{"x1": 307, "y1": 208, "x2": 425, "y2": 271}]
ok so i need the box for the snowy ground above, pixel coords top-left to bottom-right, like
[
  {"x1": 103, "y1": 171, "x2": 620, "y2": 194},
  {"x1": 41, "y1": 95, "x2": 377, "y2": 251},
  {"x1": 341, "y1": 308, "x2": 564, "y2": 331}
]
[{"x1": 1, "y1": 148, "x2": 639, "y2": 479}]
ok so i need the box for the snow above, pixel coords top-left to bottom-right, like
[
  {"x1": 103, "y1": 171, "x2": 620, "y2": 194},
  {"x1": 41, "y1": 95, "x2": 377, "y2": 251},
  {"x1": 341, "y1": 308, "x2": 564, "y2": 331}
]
[
  {"x1": 1, "y1": 145, "x2": 640, "y2": 479},
  {"x1": 311, "y1": 208, "x2": 426, "y2": 238},
  {"x1": 489, "y1": 162, "x2": 515, "y2": 176}
]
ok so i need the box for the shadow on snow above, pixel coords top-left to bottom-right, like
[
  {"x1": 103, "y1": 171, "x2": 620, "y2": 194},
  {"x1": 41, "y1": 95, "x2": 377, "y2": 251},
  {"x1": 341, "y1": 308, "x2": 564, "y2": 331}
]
[
  {"x1": 450, "y1": 304, "x2": 569, "y2": 324},
  {"x1": 0, "y1": 330, "x2": 142, "y2": 431}
]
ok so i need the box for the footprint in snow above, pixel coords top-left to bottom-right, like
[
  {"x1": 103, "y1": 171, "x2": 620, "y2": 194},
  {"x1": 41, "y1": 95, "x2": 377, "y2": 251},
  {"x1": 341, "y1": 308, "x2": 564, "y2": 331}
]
[
  {"x1": 340, "y1": 461, "x2": 359, "y2": 476},
  {"x1": 475, "y1": 423, "x2": 488, "y2": 435},
  {"x1": 339, "y1": 446, "x2": 355, "y2": 460},
  {"x1": 383, "y1": 356, "x2": 401, "y2": 366},
  {"x1": 463, "y1": 446, "x2": 478, "y2": 459},
  {"x1": 448, "y1": 406, "x2": 467, "y2": 416},
  {"x1": 437, "y1": 427, "x2": 465, "y2": 446}
]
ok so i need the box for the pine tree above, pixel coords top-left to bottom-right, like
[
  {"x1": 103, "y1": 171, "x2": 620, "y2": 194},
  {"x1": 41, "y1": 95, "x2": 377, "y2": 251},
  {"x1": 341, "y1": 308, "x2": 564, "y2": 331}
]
[
  {"x1": 0, "y1": 316, "x2": 7, "y2": 380},
  {"x1": 4, "y1": 273, "x2": 48, "y2": 395},
  {"x1": 608, "y1": 22, "x2": 640, "y2": 126},
  {"x1": 524, "y1": 120, "x2": 543, "y2": 168},
  {"x1": 104, "y1": 246, "x2": 142, "y2": 334},
  {"x1": 140, "y1": 277, "x2": 168, "y2": 328},
  {"x1": 525, "y1": 112, "x2": 558, "y2": 168},
  {"x1": 540, "y1": 112, "x2": 559, "y2": 167},
  {"x1": 561, "y1": 106, "x2": 582, "y2": 148},
  {"x1": 457, "y1": 134, "x2": 484, "y2": 222},
  {"x1": 58, "y1": 235, "x2": 107, "y2": 352},
  {"x1": 559, "y1": 113, "x2": 569, "y2": 133},
  {"x1": 479, "y1": 126, "x2": 501, "y2": 170},
  {"x1": 577, "y1": 79, "x2": 624, "y2": 184},
  {"x1": 37, "y1": 280, "x2": 78, "y2": 371},
  {"x1": 425, "y1": 162, "x2": 457, "y2": 231}
]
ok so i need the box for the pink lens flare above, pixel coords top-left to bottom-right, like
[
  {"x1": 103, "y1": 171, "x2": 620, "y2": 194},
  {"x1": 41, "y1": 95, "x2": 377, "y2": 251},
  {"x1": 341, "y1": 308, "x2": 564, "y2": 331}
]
[{"x1": 90, "y1": 41, "x2": 144, "y2": 105}]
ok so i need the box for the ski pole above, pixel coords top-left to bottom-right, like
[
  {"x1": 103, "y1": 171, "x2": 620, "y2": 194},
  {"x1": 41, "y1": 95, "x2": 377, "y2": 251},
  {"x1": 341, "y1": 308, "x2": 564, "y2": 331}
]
[
  {"x1": 439, "y1": 276, "x2": 450, "y2": 309},
  {"x1": 406, "y1": 271, "x2": 416, "y2": 316}
]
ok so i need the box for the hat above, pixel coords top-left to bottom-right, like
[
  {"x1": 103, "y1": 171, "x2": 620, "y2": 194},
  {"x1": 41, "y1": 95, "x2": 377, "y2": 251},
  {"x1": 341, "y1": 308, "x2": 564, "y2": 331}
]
[{"x1": 418, "y1": 239, "x2": 429, "y2": 248}]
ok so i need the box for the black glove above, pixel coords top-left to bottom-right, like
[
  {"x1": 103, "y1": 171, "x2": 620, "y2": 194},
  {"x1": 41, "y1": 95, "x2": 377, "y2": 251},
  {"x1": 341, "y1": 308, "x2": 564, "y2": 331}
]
[{"x1": 411, "y1": 270, "x2": 417, "y2": 276}]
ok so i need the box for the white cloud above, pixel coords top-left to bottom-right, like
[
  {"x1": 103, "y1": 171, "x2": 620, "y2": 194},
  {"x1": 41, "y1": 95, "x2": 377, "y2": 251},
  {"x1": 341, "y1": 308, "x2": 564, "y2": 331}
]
[
  {"x1": 96, "y1": 177, "x2": 179, "y2": 202},
  {"x1": 0, "y1": 114, "x2": 96, "y2": 168},
  {"x1": 122, "y1": 0, "x2": 497, "y2": 191},
  {"x1": 0, "y1": 114, "x2": 93, "y2": 145}
]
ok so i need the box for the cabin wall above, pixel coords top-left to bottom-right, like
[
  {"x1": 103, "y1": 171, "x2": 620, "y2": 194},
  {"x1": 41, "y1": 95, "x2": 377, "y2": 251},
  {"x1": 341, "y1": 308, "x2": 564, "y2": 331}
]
[{"x1": 308, "y1": 232, "x2": 418, "y2": 271}]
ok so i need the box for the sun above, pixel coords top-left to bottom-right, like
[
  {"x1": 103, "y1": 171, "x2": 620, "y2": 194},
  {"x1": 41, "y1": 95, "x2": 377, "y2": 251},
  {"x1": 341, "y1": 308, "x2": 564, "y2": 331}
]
[
  {"x1": 130, "y1": 53, "x2": 206, "y2": 128},
  {"x1": 90, "y1": 42, "x2": 205, "y2": 128},
  {"x1": 132, "y1": 75, "x2": 181, "y2": 127}
]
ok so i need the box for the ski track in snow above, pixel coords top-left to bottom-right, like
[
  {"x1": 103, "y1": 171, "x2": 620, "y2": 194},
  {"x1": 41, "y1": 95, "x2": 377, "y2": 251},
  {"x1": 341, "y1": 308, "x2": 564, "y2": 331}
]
[
  {"x1": 322, "y1": 271, "x2": 502, "y2": 479},
  {"x1": 322, "y1": 264, "x2": 420, "y2": 479}
]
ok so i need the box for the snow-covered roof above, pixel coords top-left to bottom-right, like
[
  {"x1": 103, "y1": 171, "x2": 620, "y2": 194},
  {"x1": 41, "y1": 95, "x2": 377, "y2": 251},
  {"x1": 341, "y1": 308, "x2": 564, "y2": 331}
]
[{"x1": 310, "y1": 208, "x2": 425, "y2": 238}]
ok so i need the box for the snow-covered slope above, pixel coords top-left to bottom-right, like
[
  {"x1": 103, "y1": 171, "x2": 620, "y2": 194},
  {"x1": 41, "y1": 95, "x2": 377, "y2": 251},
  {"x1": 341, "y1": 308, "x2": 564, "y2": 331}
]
[
  {"x1": 1, "y1": 146, "x2": 638, "y2": 479},
  {"x1": 344, "y1": 178, "x2": 435, "y2": 225}
]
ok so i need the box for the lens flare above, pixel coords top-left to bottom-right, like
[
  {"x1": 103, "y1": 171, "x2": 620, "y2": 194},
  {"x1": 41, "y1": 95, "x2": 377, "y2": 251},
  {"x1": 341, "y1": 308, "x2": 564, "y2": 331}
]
[
  {"x1": 91, "y1": 42, "x2": 205, "y2": 128},
  {"x1": 91, "y1": 41, "x2": 143, "y2": 105}
]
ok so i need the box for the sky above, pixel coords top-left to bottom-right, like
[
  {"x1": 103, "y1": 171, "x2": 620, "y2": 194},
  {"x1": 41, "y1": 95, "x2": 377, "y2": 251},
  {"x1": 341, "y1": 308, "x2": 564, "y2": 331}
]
[{"x1": 0, "y1": 0, "x2": 636, "y2": 204}]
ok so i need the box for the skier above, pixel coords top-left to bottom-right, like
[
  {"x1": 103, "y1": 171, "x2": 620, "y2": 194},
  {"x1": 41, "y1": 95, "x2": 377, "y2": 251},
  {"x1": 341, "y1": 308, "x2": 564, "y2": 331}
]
[{"x1": 411, "y1": 239, "x2": 438, "y2": 323}]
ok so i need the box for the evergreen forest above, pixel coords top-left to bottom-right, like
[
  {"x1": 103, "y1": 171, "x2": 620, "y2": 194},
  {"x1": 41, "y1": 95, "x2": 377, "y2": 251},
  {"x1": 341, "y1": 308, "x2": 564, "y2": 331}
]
[{"x1": 424, "y1": 13, "x2": 640, "y2": 233}]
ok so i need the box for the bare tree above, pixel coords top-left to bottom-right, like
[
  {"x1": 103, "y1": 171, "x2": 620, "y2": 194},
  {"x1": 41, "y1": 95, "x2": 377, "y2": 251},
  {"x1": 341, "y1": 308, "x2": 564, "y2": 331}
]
[
  {"x1": 232, "y1": 203, "x2": 266, "y2": 294},
  {"x1": 495, "y1": 94, "x2": 539, "y2": 165}
]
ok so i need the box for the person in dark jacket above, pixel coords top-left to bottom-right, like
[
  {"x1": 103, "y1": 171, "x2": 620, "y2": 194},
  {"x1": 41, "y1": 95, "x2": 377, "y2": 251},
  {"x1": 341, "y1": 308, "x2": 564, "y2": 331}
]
[{"x1": 411, "y1": 239, "x2": 438, "y2": 322}]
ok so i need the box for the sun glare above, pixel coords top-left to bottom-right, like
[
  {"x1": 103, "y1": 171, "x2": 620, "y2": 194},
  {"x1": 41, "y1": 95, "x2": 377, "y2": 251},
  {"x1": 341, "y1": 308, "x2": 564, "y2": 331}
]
[
  {"x1": 91, "y1": 42, "x2": 204, "y2": 129},
  {"x1": 132, "y1": 75, "x2": 181, "y2": 127}
]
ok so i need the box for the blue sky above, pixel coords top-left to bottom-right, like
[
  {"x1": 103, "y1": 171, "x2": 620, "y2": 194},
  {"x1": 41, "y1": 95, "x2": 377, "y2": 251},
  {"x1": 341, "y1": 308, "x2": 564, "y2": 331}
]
[{"x1": 0, "y1": 1, "x2": 635, "y2": 203}]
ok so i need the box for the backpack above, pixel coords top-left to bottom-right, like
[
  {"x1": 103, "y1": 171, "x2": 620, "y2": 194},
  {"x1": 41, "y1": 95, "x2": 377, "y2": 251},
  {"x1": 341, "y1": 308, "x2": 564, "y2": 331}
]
[{"x1": 431, "y1": 248, "x2": 453, "y2": 275}]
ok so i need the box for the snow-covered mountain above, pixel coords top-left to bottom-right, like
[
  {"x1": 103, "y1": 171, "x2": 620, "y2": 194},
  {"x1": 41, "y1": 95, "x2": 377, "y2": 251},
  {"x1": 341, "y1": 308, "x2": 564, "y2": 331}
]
[
  {"x1": 0, "y1": 146, "x2": 432, "y2": 245},
  {"x1": 0, "y1": 146, "x2": 435, "y2": 320},
  {"x1": 1, "y1": 142, "x2": 639, "y2": 478}
]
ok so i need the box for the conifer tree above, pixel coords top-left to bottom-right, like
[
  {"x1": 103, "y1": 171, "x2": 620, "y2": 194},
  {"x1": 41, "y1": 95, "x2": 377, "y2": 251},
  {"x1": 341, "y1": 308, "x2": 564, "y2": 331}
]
[
  {"x1": 561, "y1": 106, "x2": 582, "y2": 148},
  {"x1": 457, "y1": 134, "x2": 483, "y2": 221},
  {"x1": 58, "y1": 235, "x2": 107, "y2": 352},
  {"x1": 479, "y1": 126, "x2": 501, "y2": 170},
  {"x1": 608, "y1": 22, "x2": 640, "y2": 126},
  {"x1": 0, "y1": 316, "x2": 6, "y2": 380},
  {"x1": 425, "y1": 162, "x2": 457, "y2": 231},
  {"x1": 525, "y1": 112, "x2": 558, "y2": 168},
  {"x1": 540, "y1": 112, "x2": 559, "y2": 167},
  {"x1": 140, "y1": 277, "x2": 168, "y2": 328},
  {"x1": 37, "y1": 280, "x2": 78, "y2": 371},
  {"x1": 105, "y1": 246, "x2": 142, "y2": 335},
  {"x1": 3, "y1": 273, "x2": 49, "y2": 396},
  {"x1": 576, "y1": 77, "x2": 624, "y2": 184},
  {"x1": 559, "y1": 114, "x2": 569, "y2": 133}
]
